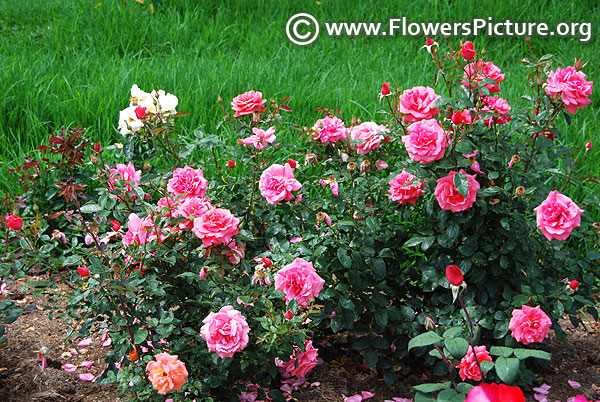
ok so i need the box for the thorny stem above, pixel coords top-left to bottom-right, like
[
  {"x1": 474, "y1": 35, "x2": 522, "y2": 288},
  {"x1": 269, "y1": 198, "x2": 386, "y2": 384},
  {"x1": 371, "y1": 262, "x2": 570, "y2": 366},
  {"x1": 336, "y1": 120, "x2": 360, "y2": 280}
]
[
  {"x1": 433, "y1": 343, "x2": 458, "y2": 391},
  {"x1": 458, "y1": 294, "x2": 486, "y2": 382}
]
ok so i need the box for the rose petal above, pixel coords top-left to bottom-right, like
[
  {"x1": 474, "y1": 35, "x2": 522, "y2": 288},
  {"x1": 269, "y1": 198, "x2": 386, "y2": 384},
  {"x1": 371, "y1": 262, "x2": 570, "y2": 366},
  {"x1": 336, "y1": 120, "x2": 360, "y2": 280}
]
[
  {"x1": 81, "y1": 361, "x2": 95, "y2": 368},
  {"x1": 568, "y1": 380, "x2": 581, "y2": 389},
  {"x1": 102, "y1": 338, "x2": 112, "y2": 347},
  {"x1": 361, "y1": 391, "x2": 375, "y2": 399},
  {"x1": 79, "y1": 373, "x2": 95, "y2": 382},
  {"x1": 62, "y1": 363, "x2": 77, "y2": 373},
  {"x1": 533, "y1": 384, "x2": 552, "y2": 394}
]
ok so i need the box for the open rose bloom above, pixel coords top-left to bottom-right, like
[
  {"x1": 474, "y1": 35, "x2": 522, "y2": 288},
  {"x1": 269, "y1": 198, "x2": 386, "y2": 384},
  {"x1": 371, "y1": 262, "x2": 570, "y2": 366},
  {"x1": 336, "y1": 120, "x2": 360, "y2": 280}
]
[
  {"x1": 388, "y1": 169, "x2": 425, "y2": 205},
  {"x1": 167, "y1": 165, "x2": 208, "y2": 200},
  {"x1": 533, "y1": 190, "x2": 584, "y2": 241},
  {"x1": 282, "y1": 340, "x2": 319, "y2": 378},
  {"x1": 201, "y1": 306, "x2": 250, "y2": 358},
  {"x1": 457, "y1": 345, "x2": 492, "y2": 381},
  {"x1": 481, "y1": 95, "x2": 511, "y2": 125},
  {"x1": 259, "y1": 163, "x2": 302, "y2": 204},
  {"x1": 398, "y1": 86, "x2": 441, "y2": 122},
  {"x1": 545, "y1": 66, "x2": 593, "y2": 114},
  {"x1": 465, "y1": 384, "x2": 525, "y2": 402},
  {"x1": 274, "y1": 258, "x2": 325, "y2": 307},
  {"x1": 402, "y1": 119, "x2": 449, "y2": 163},
  {"x1": 462, "y1": 60, "x2": 505, "y2": 93},
  {"x1": 508, "y1": 305, "x2": 552, "y2": 345},
  {"x1": 231, "y1": 90, "x2": 267, "y2": 118},
  {"x1": 146, "y1": 352, "x2": 188, "y2": 395},
  {"x1": 348, "y1": 122, "x2": 389, "y2": 155},
  {"x1": 191, "y1": 207, "x2": 240, "y2": 247},
  {"x1": 434, "y1": 170, "x2": 480, "y2": 212},
  {"x1": 239, "y1": 126, "x2": 276, "y2": 150},
  {"x1": 311, "y1": 116, "x2": 347, "y2": 144}
]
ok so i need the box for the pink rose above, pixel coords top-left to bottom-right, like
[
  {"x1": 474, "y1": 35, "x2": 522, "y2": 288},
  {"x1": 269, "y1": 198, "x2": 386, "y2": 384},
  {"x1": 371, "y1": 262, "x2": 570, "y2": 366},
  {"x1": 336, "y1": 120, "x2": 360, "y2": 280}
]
[
  {"x1": 398, "y1": 86, "x2": 441, "y2": 122},
  {"x1": 465, "y1": 384, "x2": 525, "y2": 402},
  {"x1": 388, "y1": 169, "x2": 425, "y2": 205},
  {"x1": 157, "y1": 196, "x2": 181, "y2": 218},
  {"x1": 456, "y1": 345, "x2": 492, "y2": 381},
  {"x1": 481, "y1": 95, "x2": 511, "y2": 125},
  {"x1": 238, "y1": 127, "x2": 277, "y2": 150},
  {"x1": 146, "y1": 353, "x2": 188, "y2": 395},
  {"x1": 231, "y1": 90, "x2": 267, "y2": 118},
  {"x1": 122, "y1": 213, "x2": 154, "y2": 247},
  {"x1": 451, "y1": 109, "x2": 473, "y2": 125},
  {"x1": 282, "y1": 340, "x2": 319, "y2": 378},
  {"x1": 402, "y1": 119, "x2": 449, "y2": 163},
  {"x1": 274, "y1": 258, "x2": 325, "y2": 308},
  {"x1": 109, "y1": 162, "x2": 141, "y2": 198},
  {"x1": 311, "y1": 116, "x2": 347, "y2": 144},
  {"x1": 434, "y1": 170, "x2": 480, "y2": 212},
  {"x1": 167, "y1": 165, "x2": 208, "y2": 200},
  {"x1": 177, "y1": 197, "x2": 212, "y2": 230},
  {"x1": 200, "y1": 306, "x2": 250, "y2": 358},
  {"x1": 191, "y1": 207, "x2": 239, "y2": 247},
  {"x1": 259, "y1": 163, "x2": 302, "y2": 205},
  {"x1": 348, "y1": 122, "x2": 389, "y2": 155},
  {"x1": 509, "y1": 305, "x2": 552, "y2": 345},
  {"x1": 463, "y1": 60, "x2": 505, "y2": 93},
  {"x1": 460, "y1": 41, "x2": 476, "y2": 60},
  {"x1": 545, "y1": 66, "x2": 593, "y2": 115},
  {"x1": 533, "y1": 190, "x2": 584, "y2": 241}
]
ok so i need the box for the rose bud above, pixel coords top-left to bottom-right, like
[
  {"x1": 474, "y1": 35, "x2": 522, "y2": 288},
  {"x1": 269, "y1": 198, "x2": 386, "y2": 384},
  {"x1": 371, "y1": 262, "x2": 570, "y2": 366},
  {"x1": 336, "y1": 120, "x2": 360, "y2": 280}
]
[
  {"x1": 261, "y1": 257, "x2": 273, "y2": 268},
  {"x1": 287, "y1": 159, "x2": 297, "y2": 169},
  {"x1": 446, "y1": 265, "x2": 464, "y2": 286},
  {"x1": 460, "y1": 41, "x2": 476, "y2": 60},
  {"x1": 569, "y1": 280, "x2": 579, "y2": 290},
  {"x1": 585, "y1": 141, "x2": 592, "y2": 150},
  {"x1": 227, "y1": 160, "x2": 236, "y2": 168},
  {"x1": 111, "y1": 220, "x2": 121, "y2": 231},
  {"x1": 6, "y1": 214, "x2": 23, "y2": 231},
  {"x1": 93, "y1": 143, "x2": 102, "y2": 153},
  {"x1": 77, "y1": 267, "x2": 90, "y2": 278},
  {"x1": 426, "y1": 37, "x2": 434, "y2": 46},
  {"x1": 134, "y1": 106, "x2": 147, "y2": 120},
  {"x1": 381, "y1": 82, "x2": 391, "y2": 96},
  {"x1": 424, "y1": 316, "x2": 436, "y2": 331},
  {"x1": 284, "y1": 310, "x2": 294, "y2": 320}
]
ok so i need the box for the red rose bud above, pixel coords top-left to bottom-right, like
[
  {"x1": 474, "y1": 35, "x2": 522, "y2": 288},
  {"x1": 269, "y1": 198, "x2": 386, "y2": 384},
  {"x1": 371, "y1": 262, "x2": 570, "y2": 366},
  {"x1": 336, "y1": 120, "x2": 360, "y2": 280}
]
[
  {"x1": 569, "y1": 280, "x2": 579, "y2": 290},
  {"x1": 287, "y1": 159, "x2": 297, "y2": 169},
  {"x1": 574, "y1": 59, "x2": 584, "y2": 71},
  {"x1": 585, "y1": 141, "x2": 592, "y2": 150},
  {"x1": 6, "y1": 214, "x2": 23, "y2": 231},
  {"x1": 284, "y1": 310, "x2": 294, "y2": 320},
  {"x1": 227, "y1": 160, "x2": 236, "y2": 168},
  {"x1": 77, "y1": 266, "x2": 90, "y2": 278},
  {"x1": 426, "y1": 36, "x2": 434, "y2": 46},
  {"x1": 93, "y1": 142, "x2": 102, "y2": 153},
  {"x1": 446, "y1": 265, "x2": 464, "y2": 286},
  {"x1": 424, "y1": 316, "x2": 436, "y2": 331},
  {"x1": 460, "y1": 41, "x2": 476, "y2": 60},
  {"x1": 111, "y1": 220, "x2": 121, "y2": 231},
  {"x1": 381, "y1": 82, "x2": 391, "y2": 96},
  {"x1": 134, "y1": 106, "x2": 147, "y2": 120},
  {"x1": 261, "y1": 257, "x2": 273, "y2": 268}
]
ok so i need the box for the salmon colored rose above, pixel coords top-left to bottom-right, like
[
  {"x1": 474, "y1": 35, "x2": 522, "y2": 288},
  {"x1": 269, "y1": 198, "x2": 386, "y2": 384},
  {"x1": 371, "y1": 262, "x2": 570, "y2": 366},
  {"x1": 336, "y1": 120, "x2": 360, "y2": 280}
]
[
  {"x1": 200, "y1": 306, "x2": 250, "y2": 358},
  {"x1": 457, "y1": 345, "x2": 492, "y2": 381},
  {"x1": 388, "y1": 169, "x2": 425, "y2": 205},
  {"x1": 463, "y1": 60, "x2": 505, "y2": 93},
  {"x1": 533, "y1": 190, "x2": 584, "y2": 241},
  {"x1": 508, "y1": 305, "x2": 552, "y2": 345},
  {"x1": 259, "y1": 163, "x2": 302, "y2": 205},
  {"x1": 434, "y1": 170, "x2": 480, "y2": 212},
  {"x1": 146, "y1": 352, "x2": 188, "y2": 395},
  {"x1": 191, "y1": 207, "x2": 239, "y2": 247},
  {"x1": 231, "y1": 90, "x2": 267, "y2": 118},
  {"x1": 311, "y1": 116, "x2": 347, "y2": 144},
  {"x1": 398, "y1": 86, "x2": 441, "y2": 123},
  {"x1": 167, "y1": 165, "x2": 208, "y2": 200},
  {"x1": 402, "y1": 119, "x2": 449, "y2": 163},
  {"x1": 348, "y1": 122, "x2": 389, "y2": 155},
  {"x1": 282, "y1": 340, "x2": 319, "y2": 377},
  {"x1": 274, "y1": 258, "x2": 325, "y2": 308},
  {"x1": 545, "y1": 66, "x2": 593, "y2": 115}
]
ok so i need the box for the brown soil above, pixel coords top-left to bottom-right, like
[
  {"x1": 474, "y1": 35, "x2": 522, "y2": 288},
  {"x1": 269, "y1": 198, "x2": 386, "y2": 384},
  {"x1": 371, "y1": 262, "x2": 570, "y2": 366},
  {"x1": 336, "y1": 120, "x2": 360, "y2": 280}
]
[{"x1": 1, "y1": 275, "x2": 598, "y2": 402}]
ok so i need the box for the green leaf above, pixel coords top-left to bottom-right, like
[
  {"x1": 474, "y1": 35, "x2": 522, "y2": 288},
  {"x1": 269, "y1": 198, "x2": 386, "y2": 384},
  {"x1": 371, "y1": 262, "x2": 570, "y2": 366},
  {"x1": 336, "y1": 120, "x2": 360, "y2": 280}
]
[
  {"x1": 495, "y1": 356, "x2": 520, "y2": 384},
  {"x1": 352, "y1": 336, "x2": 370, "y2": 351},
  {"x1": 413, "y1": 381, "x2": 451, "y2": 393},
  {"x1": 372, "y1": 259, "x2": 386, "y2": 276},
  {"x1": 79, "y1": 203, "x2": 102, "y2": 213},
  {"x1": 134, "y1": 329, "x2": 148, "y2": 344},
  {"x1": 457, "y1": 382, "x2": 474, "y2": 393},
  {"x1": 330, "y1": 315, "x2": 343, "y2": 333},
  {"x1": 408, "y1": 331, "x2": 443, "y2": 352},
  {"x1": 480, "y1": 360, "x2": 495, "y2": 372},
  {"x1": 453, "y1": 172, "x2": 469, "y2": 198},
  {"x1": 445, "y1": 337, "x2": 469, "y2": 359},
  {"x1": 363, "y1": 348, "x2": 378, "y2": 368},
  {"x1": 437, "y1": 389, "x2": 458, "y2": 402},
  {"x1": 337, "y1": 248, "x2": 352, "y2": 268},
  {"x1": 375, "y1": 310, "x2": 388, "y2": 327},
  {"x1": 443, "y1": 327, "x2": 463, "y2": 339},
  {"x1": 513, "y1": 348, "x2": 551, "y2": 360},
  {"x1": 63, "y1": 255, "x2": 81, "y2": 266},
  {"x1": 414, "y1": 392, "x2": 436, "y2": 402},
  {"x1": 403, "y1": 237, "x2": 425, "y2": 248},
  {"x1": 490, "y1": 346, "x2": 514, "y2": 357},
  {"x1": 4, "y1": 307, "x2": 23, "y2": 324},
  {"x1": 383, "y1": 369, "x2": 395, "y2": 386}
]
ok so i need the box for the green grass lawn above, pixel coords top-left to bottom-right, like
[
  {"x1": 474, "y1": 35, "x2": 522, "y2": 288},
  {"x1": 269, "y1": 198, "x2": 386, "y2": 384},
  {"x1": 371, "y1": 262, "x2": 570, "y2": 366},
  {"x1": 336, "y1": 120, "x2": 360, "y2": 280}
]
[{"x1": 1, "y1": 0, "x2": 598, "y2": 216}]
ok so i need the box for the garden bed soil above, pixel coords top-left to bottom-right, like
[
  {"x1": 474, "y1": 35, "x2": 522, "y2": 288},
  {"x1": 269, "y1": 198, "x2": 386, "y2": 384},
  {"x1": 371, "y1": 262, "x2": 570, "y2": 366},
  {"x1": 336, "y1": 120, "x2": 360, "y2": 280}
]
[{"x1": 0, "y1": 275, "x2": 599, "y2": 402}]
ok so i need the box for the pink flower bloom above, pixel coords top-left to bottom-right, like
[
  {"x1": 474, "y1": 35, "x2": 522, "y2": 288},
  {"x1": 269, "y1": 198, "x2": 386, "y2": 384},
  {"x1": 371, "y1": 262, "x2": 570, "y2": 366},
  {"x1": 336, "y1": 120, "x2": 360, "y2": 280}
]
[
  {"x1": 545, "y1": 66, "x2": 593, "y2": 115},
  {"x1": 462, "y1": 150, "x2": 486, "y2": 175},
  {"x1": 191, "y1": 208, "x2": 239, "y2": 247},
  {"x1": 231, "y1": 90, "x2": 267, "y2": 118},
  {"x1": 533, "y1": 190, "x2": 584, "y2": 241},
  {"x1": 238, "y1": 127, "x2": 277, "y2": 150},
  {"x1": 509, "y1": 305, "x2": 552, "y2": 345},
  {"x1": 434, "y1": 170, "x2": 480, "y2": 212},
  {"x1": 259, "y1": 163, "x2": 302, "y2": 205},
  {"x1": 451, "y1": 109, "x2": 473, "y2": 125},
  {"x1": 200, "y1": 306, "x2": 250, "y2": 358},
  {"x1": 157, "y1": 196, "x2": 180, "y2": 218},
  {"x1": 460, "y1": 41, "x2": 476, "y2": 60},
  {"x1": 109, "y1": 162, "x2": 141, "y2": 199},
  {"x1": 399, "y1": 86, "x2": 441, "y2": 122},
  {"x1": 146, "y1": 352, "x2": 188, "y2": 395},
  {"x1": 348, "y1": 122, "x2": 389, "y2": 155},
  {"x1": 122, "y1": 213, "x2": 154, "y2": 247},
  {"x1": 388, "y1": 169, "x2": 425, "y2": 205},
  {"x1": 167, "y1": 165, "x2": 208, "y2": 200},
  {"x1": 251, "y1": 260, "x2": 271, "y2": 286},
  {"x1": 463, "y1": 60, "x2": 505, "y2": 93},
  {"x1": 465, "y1": 384, "x2": 525, "y2": 402},
  {"x1": 225, "y1": 240, "x2": 245, "y2": 265},
  {"x1": 375, "y1": 160, "x2": 388, "y2": 170},
  {"x1": 274, "y1": 258, "x2": 325, "y2": 308},
  {"x1": 457, "y1": 345, "x2": 492, "y2": 381},
  {"x1": 481, "y1": 95, "x2": 512, "y2": 125},
  {"x1": 311, "y1": 116, "x2": 347, "y2": 144},
  {"x1": 402, "y1": 119, "x2": 449, "y2": 163},
  {"x1": 282, "y1": 340, "x2": 319, "y2": 378},
  {"x1": 177, "y1": 197, "x2": 212, "y2": 230}
]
